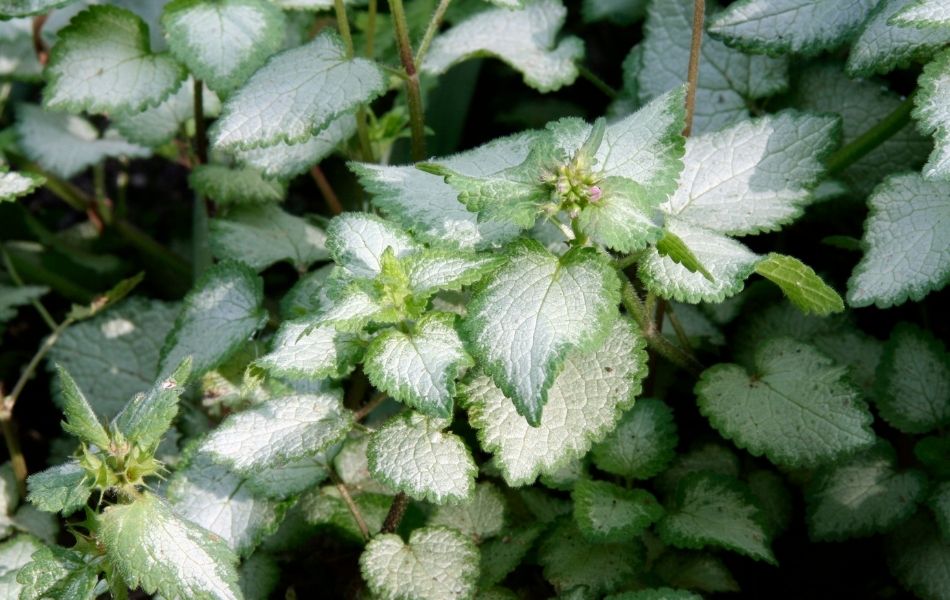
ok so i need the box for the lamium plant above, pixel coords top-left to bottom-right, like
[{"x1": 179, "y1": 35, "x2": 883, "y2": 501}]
[{"x1": 0, "y1": 0, "x2": 948, "y2": 599}]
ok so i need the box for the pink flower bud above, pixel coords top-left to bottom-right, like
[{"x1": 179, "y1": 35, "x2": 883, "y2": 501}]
[{"x1": 588, "y1": 185, "x2": 603, "y2": 202}]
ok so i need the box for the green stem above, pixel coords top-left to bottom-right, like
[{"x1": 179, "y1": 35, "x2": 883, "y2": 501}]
[
  {"x1": 390, "y1": 0, "x2": 427, "y2": 161},
  {"x1": 683, "y1": 0, "x2": 706, "y2": 137},
  {"x1": 115, "y1": 164, "x2": 129, "y2": 221},
  {"x1": 333, "y1": 0, "x2": 355, "y2": 56},
  {"x1": 191, "y1": 196, "x2": 212, "y2": 282},
  {"x1": 1, "y1": 247, "x2": 57, "y2": 331},
  {"x1": 665, "y1": 303, "x2": 693, "y2": 352},
  {"x1": 333, "y1": 0, "x2": 375, "y2": 162},
  {"x1": 112, "y1": 219, "x2": 193, "y2": 283},
  {"x1": 825, "y1": 94, "x2": 915, "y2": 176},
  {"x1": 92, "y1": 162, "x2": 112, "y2": 225},
  {"x1": 2, "y1": 312, "x2": 74, "y2": 493},
  {"x1": 330, "y1": 469, "x2": 371, "y2": 540},
  {"x1": 577, "y1": 65, "x2": 618, "y2": 101},
  {"x1": 11, "y1": 155, "x2": 190, "y2": 283},
  {"x1": 3, "y1": 244, "x2": 95, "y2": 302},
  {"x1": 365, "y1": 0, "x2": 377, "y2": 57},
  {"x1": 613, "y1": 252, "x2": 643, "y2": 271},
  {"x1": 414, "y1": 0, "x2": 452, "y2": 66},
  {"x1": 619, "y1": 277, "x2": 702, "y2": 375},
  {"x1": 0, "y1": 416, "x2": 27, "y2": 498}
]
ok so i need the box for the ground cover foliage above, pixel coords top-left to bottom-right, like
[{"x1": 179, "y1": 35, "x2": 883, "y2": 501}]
[{"x1": 0, "y1": 0, "x2": 948, "y2": 598}]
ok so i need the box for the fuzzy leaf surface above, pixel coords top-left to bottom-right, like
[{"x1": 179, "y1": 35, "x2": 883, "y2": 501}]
[
  {"x1": 847, "y1": 173, "x2": 950, "y2": 307},
  {"x1": 572, "y1": 479, "x2": 663, "y2": 542},
  {"x1": 876, "y1": 323, "x2": 950, "y2": 433},
  {"x1": 352, "y1": 132, "x2": 534, "y2": 249},
  {"x1": 111, "y1": 358, "x2": 191, "y2": 450},
  {"x1": 56, "y1": 366, "x2": 110, "y2": 448},
  {"x1": 326, "y1": 213, "x2": 418, "y2": 280},
  {"x1": 16, "y1": 104, "x2": 149, "y2": 179},
  {"x1": 44, "y1": 6, "x2": 185, "y2": 114},
  {"x1": 367, "y1": 412, "x2": 476, "y2": 504},
  {"x1": 365, "y1": 312, "x2": 472, "y2": 418},
  {"x1": 255, "y1": 317, "x2": 361, "y2": 380},
  {"x1": 591, "y1": 397, "x2": 678, "y2": 480},
  {"x1": 162, "y1": 0, "x2": 285, "y2": 94},
  {"x1": 463, "y1": 242, "x2": 620, "y2": 425},
  {"x1": 848, "y1": 0, "x2": 950, "y2": 76},
  {"x1": 659, "y1": 473, "x2": 775, "y2": 564},
  {"x1": 25, "y1": 462, "x2": 92, "y2": 516},
  {"x1": 98, "y1": 492, "x2": 242, "y2": 600},
  {"x1": 200, "y1": 391, "x2": 352, "y2": 474},
  {"x1": 360, "y1": 527, "x2": 479, "y2": 600},
  {"x1": 707, "y1": 0, "x2": 878, "y2": 57},
  {"x1": 234, "y1": 113, "x2": 355, "y2": 180},
  {"x1": 637, "y1": 0, "x2": 788, "y2": 133},
  {"x1": 462, "y1": 318, "x2": 647, "y2": 486},
  {"x1": 660, "y1": 112, "x2": 838, "y2": 236},
  {"x1": 422, "y1": 0, "x2": 583, "y2": 92},
  {"x1": 806, "y1": 443, "x2": 926, "y2": 541},
  {"x1": 403, "y1": 251, "x2": 503, "y2": 297},
  {"x1": 893, "y1": 0, "x2": 950, "y2": 27},
  {"x1": 168, "y1": 451, "x2": 284, "y2": 557},
  {"x1": 49, "y1": 298, "x2": 177, "y2": 420},
  {"x1": 913, "y1": 49, "x2": 950, "y2": 179},
  {"x1": 210, "y1": 204, "x2": 328, "y2": 272},
  {"x1": 159, "y1": 261, "x2": 265, "y2": 380},
  {"x1": 210, "y1": 31, "x2": 385, "y2": 150},
  {"x1": 15, "y1": 545, "x2": 98, "y2": 600},
  {"x1": 697, "y1": 338, "x2": 875, "y2": 468}
]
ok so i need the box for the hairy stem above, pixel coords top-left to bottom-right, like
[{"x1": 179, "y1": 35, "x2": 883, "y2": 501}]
[
  {"x1": 11, "y1": 154, "x2": 192, "y2": 283},
  {"x1": 577, "y1": 65, "x2": 619, "y2": 100},
  {"x1": 620, "y1": 278, "x2": 702, "y2": 374},
  {"x1": 2, "y1": 313, "x2": 75, "y2": 493},
  {"x1": 92, "y1": 162, "x2": 112, "y2": 225},
  {"x1": 5, "y1": 317, "x2": 72, "y2": 409},
  {"x1": 2, "y1": 244, "x2": 95, "y2": 302},
  {"x1": 665, "y1": 303, "x2": 693, "y2": 351},
  {"x1": 0, "y1": 413, "x2": 27, "y2": 499},
  {"x1": 414, "y1": 0, "x2": 452, "y2": 66},
  {"x1": 683, "y1": 0, "x2": 706, "y2": 137},
  {"x1": 333, "y1": 0, "x2": 355, "y2": 56},
  {"x1": 192, "y1": 195, "x2": 212, "y2": 281},
  {"x1": 390, "y1": 0, "x2": 427, "y2": 161},
  {"x1": 381, "y1": 492, "x2": 409, "y2": 534},
  {"x1": 310, "y1": 166, "x2": 344, "y2": 214},
  {"x1": 355, "y1": 392, "x2": 388, "y2": 421},
  {"x1": 1, "y1": 247, "x2": 57, "y2": 331},
  {"x1": 112, "y1": 219, "x2": 193, "y2": 283},
  {"x1": 331, "y1": 470, "x2": 370, "y2": 541},
  {"x1": 825, "y1": 94, "x2": 915, "y2": 176},
  {"x1": 333, "y1": 0, "x2": 375, "y2": 162},
  {"x1": 365, "y1": 0, "x2": 378, "y2": 57}
]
